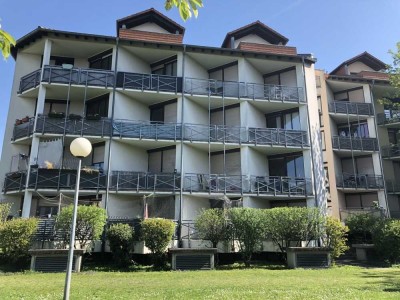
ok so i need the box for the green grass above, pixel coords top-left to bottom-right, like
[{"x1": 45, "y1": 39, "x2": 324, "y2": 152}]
[{"x1": 0, "y1": 265, "x2": 399, "y2": 299}]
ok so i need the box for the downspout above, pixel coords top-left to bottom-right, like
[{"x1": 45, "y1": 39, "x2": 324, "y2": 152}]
[
  {"x1": 370, "y1": 80, "x2": 390, "y2": 217},
  {"x1": 178, "y1": 45, "x2": 186, "y2": 246}
]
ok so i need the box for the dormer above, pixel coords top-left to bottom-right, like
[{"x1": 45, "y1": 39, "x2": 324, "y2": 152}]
[
  {"x1": 116, "y1": 8, "x2": 185, "y2": 44},
  {"x1": 330, "y1": 52, "x2": 387, "y2": 76},
  {"x1": 221, "y1": 21, "x2": 296, "y2": 56}
]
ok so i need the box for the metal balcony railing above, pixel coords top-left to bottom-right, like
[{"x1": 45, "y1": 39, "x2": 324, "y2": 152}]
[
  {"x1": 18, "y1": 66, "x2": 115, "y2": 93},
  {"x1": 336, "y1": 173, "x2": 384, "y2": 189},
  {"x1": 381, "y1": 145, "x2": 400, "y2": 159},
  {"x1": 113, "y1": 120, "x2": 181, "y2": 140},
  {"x1": 250, "y1": 176, "x2": 312, "y2": 196},
  {"x1": 331, "y1": 136, "x2": 378, "y2": 151},
  {"x1": 12, "y1": 117, "x2": 35, "y2": 141},
  {"x1": 117, "y1": 72, "x2": 182, "y2": 93},
  {"x1": 3, "y1": 171, "x2": 27, "y2": 193},
  {"x1": 184, "y1": 78, "x2": 305, "y2": 103},
  {"x1": 377, "y1": 111, "x2": 400, "y2": 125},
  {"x1": 339, "y1": 207, "x2": 386, "y2": 222},
  {"x1": 248, "y1": 128, "x2": 309, "y2": 147},
  {"x1": 183, "y1": 124, "x2": 246, "y2": 143},
  {"x1": 110, "y1": 171, "x2": 180, "y2": 192},
  {"x1": 385, "y1": 180, "x2": 400, "y2": 193},
  {"x1": 183, "y1": 174, "x2": 246, "y2": 193},
  {"x1": 328, "y1": 101, "x2": 373, "y2": 115}
]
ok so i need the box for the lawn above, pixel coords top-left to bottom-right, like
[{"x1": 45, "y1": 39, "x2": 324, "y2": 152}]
[{"x1": 0, "y1": 265, "x2": 399, "y2": 299}]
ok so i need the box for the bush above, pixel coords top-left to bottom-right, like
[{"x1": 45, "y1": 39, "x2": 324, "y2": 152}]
[
  {"x1": 264, "y1": 207, "x2": 325, "y2": 255},
  {"x1": 195, "y1": 208, "x2": 228, "y2": 248},
  {"x1": 56, "y1": 205, "x2": 107, "y2": 250},
  {"x1": 0, "y1": 218, "x2": 38, "y2": 263},
  {"x1": 107, "y1": 223, "x2": 134, "y2": 266},
  {"x1": 229, "y1": 208, "x2": 266, "y2": 267},
  {"x1": 346, "y1": 213, "x2": 382, "y2": 244},
  {"x1": 373, "y1": 219, "x2": 400, "y2": 264},
  {"x1": 321, "y1": 217, "x2": 349, "y2": 260},
  {"x1": 0, "y1": 203, "x2": 12, "y2": 222},
  {"x1": 141, "y1": 218, "x2": 175, "y2": 268}
]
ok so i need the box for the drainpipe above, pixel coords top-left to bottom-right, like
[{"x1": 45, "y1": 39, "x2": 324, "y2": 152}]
[{"x1": 370, "y1": 80, "x2": 390, "y2": 217}]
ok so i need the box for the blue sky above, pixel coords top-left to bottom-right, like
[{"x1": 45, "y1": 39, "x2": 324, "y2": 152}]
[{"x1": 1, "y1": 0, "x2": 399, "y2": 156}]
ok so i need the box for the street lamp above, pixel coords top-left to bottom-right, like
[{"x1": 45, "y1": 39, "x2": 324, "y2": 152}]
[{"x1": 64, "y1": 137, "x2": 92, "y2": 300}]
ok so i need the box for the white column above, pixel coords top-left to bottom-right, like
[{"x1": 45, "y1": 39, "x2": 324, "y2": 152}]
[
  {"x1": 21, "y1": 191, "x2": 33, "y2": 218},
  {"x1": 42, "y1": 39, "x2": 52, "y2": 68}
]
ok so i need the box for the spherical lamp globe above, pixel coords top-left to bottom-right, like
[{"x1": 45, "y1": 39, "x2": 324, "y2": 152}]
[{"x1": 70, "y1": 137, "x2": 92, "y2": 158}]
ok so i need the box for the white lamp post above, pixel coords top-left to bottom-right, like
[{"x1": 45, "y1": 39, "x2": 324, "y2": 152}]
[{"x1": 64, "y1": 137, "x2": 92, "y2": 300}]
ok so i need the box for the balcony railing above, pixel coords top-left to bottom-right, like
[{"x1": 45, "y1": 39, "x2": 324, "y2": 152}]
[
  {"x1": 385, "y1": 180, "x2": 400, "y2": 193},
  {"x1": 184, "y1": 174, "x2": 246, "y2": 193},
  {"x1": 113, "y1": 120, "x2": 181, "y2": 140},
  {"x1": 328, "y1": 101, "x2": 373, "y2": 115},
  {"x1": 377, "y1": 111, "x2": 400, "y2": 125},
  {"x1": 332, "y1": 136, "x2": 378, "y2": 151},
  {"x1": 248, "y1": 128, "x2": 309, "y2": 147},
  {"x1": 12, "y1": 117, "x2": 35, "y2": 141},
  {"x1": 381, "y1": 145, "x2": 400, "y2": 159},
  {"x1": 117, "y1": 72, "x2": 182, "y2": 93},
  {"x1": 250, "y1": 176, "x2": 312, "y2": 196},
  {"x1": 339, "y1": 207, "x2": 386, "y2": 222},
  {"x1": 110, "y1": 171, "x2": 180, "y2": 192},
  {"x1": 184, "y1": 78, "x2": 305, "y2": 103},
  {"x1": 18, "y1": 66, "x2": 115, "y2": 93},
  {"x1": 3, "y1": 171, "x2": 27, "y2": 193},
  {"x1": 183, "y1": 124, "x2": 246, "y2": 144},
  {"x1": 336, "y1": 173, "x2": 384, "y2": 189}
]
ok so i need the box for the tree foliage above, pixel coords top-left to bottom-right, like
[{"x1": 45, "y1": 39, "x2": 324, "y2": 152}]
[
  {"x1": 141, "y1": 218, "x2": 175, "y2": 267},
  {"x1": 195, "y1": 208, "x2": 228, "y2": 248},
  {"x1": 321, "y1": 217, "x2": 349, "y2": 259},
  {"x1": 373, "y1": 219, "x2": 400, "y2": 264},
  {"x1": 0, "y1": 218, "x2": 38, "y2": 263},
  {"x1": 106, "y1": 223, "x2": 135, "y2": 266},
  {"x1": 55, "y1": 205, "x2": 107, "y2": 250},
  {"x1": 388, "y1": 42, "x2": 400, "y2": 90},
  {"x1": 264, "y1": 207, "x2": 325, "y2": 254},
  {"x1": 165, "y1": 0, "x2": 203, "y2": 21},
  {"x1": 0, "y1": 21, "x2": 16, "y2": 59},
  {"x1": 0, "y1": 203, "x2": 12, "y2": 223},
  {"x1": 346, "y1": 213, "x2": 382, "y2": 244},
  {"x1": 229, "y1": 208, "x2": 266, "y2": 267}
]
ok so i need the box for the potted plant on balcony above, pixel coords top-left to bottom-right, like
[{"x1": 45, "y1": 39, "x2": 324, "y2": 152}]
[
  {"x1": 68, "y1": 113, "x2": 82, "y2": 120},
  {"x1": 15, "y1": 119, "x2": 22, "y2": 125},
  {"x1": 86, "y1": 113, "x2": 101, "y2": 120},
  {"x1": 21, "y1": 116, "x2": 30, "y2": 123},
  {"x1": 48, "y1": 111, "x2": 65, "y2": 119}
]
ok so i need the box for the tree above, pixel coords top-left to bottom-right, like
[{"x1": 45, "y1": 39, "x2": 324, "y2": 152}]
[
  {"x1": 55, "y1": 205, "x2": 107, "y2": 250},
  {"x1": 321, "y1": 217, "x2": 349, "y2": 260},
  {"x1": 0, "y1": 203, "x2": 12, "y2": 223},
  {"x1": 165, "y1": 0, "x2": 203, "y2": 21},
  {"x1": 195, "y1": 208, "x2": 228, "y2": 248},
  {"x1": 373, "y1": 219, "x2": 400, "y2": 265},
  {"x1": 0, "y1": 22, "x2": 16, "y2": 59},
  {"x1": 229, "y1": 208, "x2": 266, "y2": 267},
  {"x1": 378, "y1": 42, "x2": 400, "y2": 108},
  {"x1": 106, "y1": 223, "x2": 135, "y2": 266}
]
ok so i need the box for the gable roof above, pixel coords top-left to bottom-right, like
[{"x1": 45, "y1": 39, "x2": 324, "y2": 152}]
[
  {"x1": 221, "y1": 21, "x2": 289, "y2": 48},
  {"x1": 330, "y1": 51, "x2": 387, "y2": 75},
  {"x1": 116, "y1": 8, "x2": 185, "y2": 35}
]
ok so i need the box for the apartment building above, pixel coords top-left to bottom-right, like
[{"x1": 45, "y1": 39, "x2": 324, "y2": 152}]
[
  {"x1": 1, "y1": 8, "x2": 325, "y2": 246},
  {"x1": 317, "y1": 52, "x2": 398, "y2": 220}
]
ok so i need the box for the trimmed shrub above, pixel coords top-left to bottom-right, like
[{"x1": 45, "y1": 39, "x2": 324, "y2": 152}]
[
  {"x1": 107, "y1": 223, "x2": 134, "y2": 266},
  {"x1": 0, "y1": 203, "x2": 12, "y2": 223},
  {"x1": 0, "y1": 218, "x2": 38, "y2": 263},
  {"x1": 56, "y1": 205, "x2": 107, "y2": 250},
  {"x1": 141, "y1": 218, "x2": 175, "y2": 268},
  {"x1": 346, "y1": 213, "x2": 382, "y2": 244},
  {"x1": 322, "y1": 217, "x2": 349, "y2": 260},
  {"x1": 229, "y1": 208, "x2": 266, "y2": 267},
  {"x1": 195, "y1": 208, "x2": 228, "y2": 248},
  {"x1": 373, "y1": 219, "x2": 400, "y2": 264}
]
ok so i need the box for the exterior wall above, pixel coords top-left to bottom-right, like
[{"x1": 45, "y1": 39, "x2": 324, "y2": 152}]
[
  {"x1": 234, "y1": 34, "x2": 271, "y2": 48},
  {"x1": 109, "y1": 141, "x2": 148, "y2": 171},
  {"x1": 114, "y1": 92, "x2": 150, "y2": 120},
  {"x1": 131, "y1": 23, "x2": 170, "y2": 34},
  {"x1": 348, "y1": 61, "x2": 375, "y2": 74},
  {"x1": 117, "y1": 46, "x2": 150, "y2": 73}
]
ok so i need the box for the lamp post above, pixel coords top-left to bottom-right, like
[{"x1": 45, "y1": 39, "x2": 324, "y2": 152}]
[{"x1": 64, "y1": 137, "x2": 92, "y2": 300}]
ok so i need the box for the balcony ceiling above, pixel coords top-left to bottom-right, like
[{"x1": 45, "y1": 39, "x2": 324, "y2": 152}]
[
  {"x1": 326, "y1": 79, "x2": 367, "y2": 93},
  {"x1": 246, "y1": 57, "x2": 298, "y2": 75},
  {"x1": 329, "y1": 113, "x2": 369, "y2": 123},
  {"x1": 122, "y1": 45, "x2": 178, "y2": 64}
]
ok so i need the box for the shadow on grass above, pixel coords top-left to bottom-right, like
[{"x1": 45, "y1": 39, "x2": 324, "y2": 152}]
[{"x1": 359, "y1": 267, "x2": 400, "y2": 293}]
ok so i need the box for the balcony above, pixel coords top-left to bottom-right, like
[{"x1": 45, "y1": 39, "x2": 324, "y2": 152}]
[
  {"x1": 184, "y1": 174, "x2": 245, "y2": 193},
  {"x1": 248, "y1": 128, "x2": 309, "y2": 147},
  {"x1": 377, "y1": 111, "x2": 400, "y2": 126},
  {"x1": 3, "y1": 171, "x2": 27, "y2": 193},
  {"x1": 250, "y1": 176, "x2": 312, "y2": 196},
  {"x1": 385, "y1": 180, "x2": 400, "y2": 193},
  {"x1": 110, "y1": 171, "x2": 180, "y2": 192},
  {"x1": 381, "y1": 145, "x2": 400, "y2": 160},
  {"x1": 336, "y1": 173, "x2": 384, "y2": 189},
  {"x1": 12, "y1": 115, "x2": 112, "y2": 140},
  {"x1": 184, "y1": 78, "x2": 305, "y2": 103},
  {"x1": 328, "y1": 101, "x2": 373, "y2": 116},
  {"x1": 113, "y1": 120, "x2": 181, "y2": 140},
  {"x1": 183, "y1": 124, "x2": 246, "y2": 144},
  {"x1": 339, "y1": 207, "x2": 386, "y2": 222},
  {"x1": 332, "y1": 136, "x2": 378, "y2": 152},
  {"x1": 19, "y1": 66, "x2": 115, "y2": 93},
  {"x1": 116, "y1": 72, "x2": 182, "y2": 93}
]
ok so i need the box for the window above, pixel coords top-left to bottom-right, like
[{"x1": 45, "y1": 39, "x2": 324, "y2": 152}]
[
  {"x1": 86, "y1": 94, "x2": 109, "y2": 117},
  {"x1": 91, "y1": 143, "x2": 105, "y2": 170},
  {"x1": 208, "y1": 61, "x2": 238, "y2": 81},
  {"x1": 334, "y1": 87, "x2": 364, "y2": 102},
  {"x1": 149, "y1": 99, "x2": 177, "y2": 123},
  {"x1": 315, "y1": 76, "x2": 321, "y2": 88},
  {"x1": 48, "y1": 56, "x2": 74, "y2": 66},
  {"x1": 321, "y1": 131, "x2": 326, "y2": 150},
  {"x1": 43, "y1": 100, "x2": 67, "y2": 114},
  {"x1": 147, "y1": 146, "x2": 176, "y2": 173},
  {"x1": 266, "y1": 109, "x2": 300, "y2": 130},
  {"x1": 268, "y1": 153, "x2": 304, "y2": 178},
  {"x1": 89, "y1": 49, "x2": 112, "y2": 70},
  {"x1": 338, "y1": 122, "x2": 369, "y2": 138},
  {"x1": 151, "y1": 56, "x2": 177, "y2": 76}
]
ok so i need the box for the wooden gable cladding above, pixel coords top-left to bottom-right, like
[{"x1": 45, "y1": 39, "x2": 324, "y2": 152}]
[
  {"x1": 119, "y1": 29, "x2": 183, "y2": 44},
  {"x1": 238, "y1": 42, "x2": 297, "y2": 56}
]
